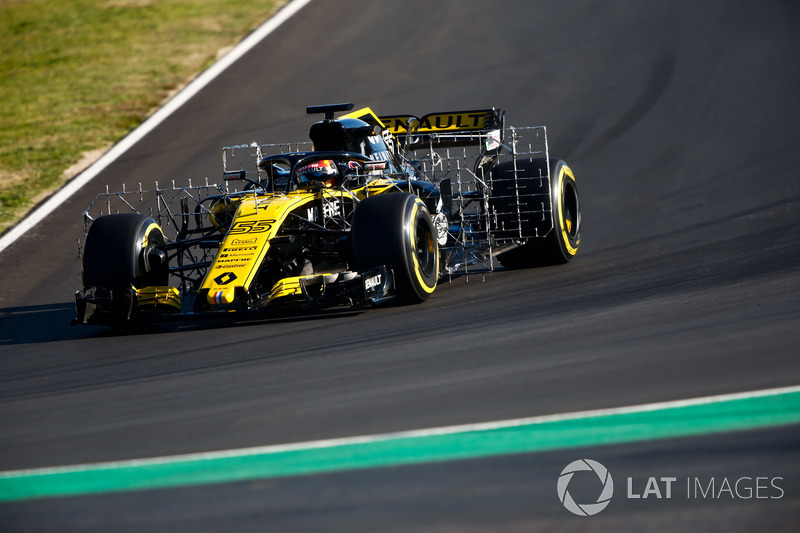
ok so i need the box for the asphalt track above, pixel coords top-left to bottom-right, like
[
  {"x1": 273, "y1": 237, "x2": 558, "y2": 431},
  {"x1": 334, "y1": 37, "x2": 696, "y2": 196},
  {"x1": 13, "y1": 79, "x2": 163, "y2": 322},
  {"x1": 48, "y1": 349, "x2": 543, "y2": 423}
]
[{"x1": 1, "y1": 0, "x2": 799, "y2": 530}]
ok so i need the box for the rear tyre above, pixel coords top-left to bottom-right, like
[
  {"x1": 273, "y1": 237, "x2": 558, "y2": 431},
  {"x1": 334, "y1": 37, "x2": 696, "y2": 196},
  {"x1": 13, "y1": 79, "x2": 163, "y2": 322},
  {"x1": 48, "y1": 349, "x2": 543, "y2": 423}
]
[
  {"x1": 491, "y1": 158, "x2": 580, "y2": 269},
  {"x1": 82, "y1": 213, "x2": 169, "y2": 289},
  {"x1": 351, "y1": 193, "x2": 439, "y2": 303}
]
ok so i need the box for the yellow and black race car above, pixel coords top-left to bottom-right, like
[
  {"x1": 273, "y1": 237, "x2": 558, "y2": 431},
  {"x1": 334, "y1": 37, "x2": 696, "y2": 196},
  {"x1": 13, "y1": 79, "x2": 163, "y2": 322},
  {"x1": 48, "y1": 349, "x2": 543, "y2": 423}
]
[{"x1": 74, "y1": 103, "x2": 580, "y2": 325}]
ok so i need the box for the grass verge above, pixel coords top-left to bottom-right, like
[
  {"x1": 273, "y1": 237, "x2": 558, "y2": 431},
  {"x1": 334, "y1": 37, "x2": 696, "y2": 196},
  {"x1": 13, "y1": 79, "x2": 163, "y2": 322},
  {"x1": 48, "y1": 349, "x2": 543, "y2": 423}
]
[{"x1": 0, "y1": 0, "x2": 281, "y2": 234}]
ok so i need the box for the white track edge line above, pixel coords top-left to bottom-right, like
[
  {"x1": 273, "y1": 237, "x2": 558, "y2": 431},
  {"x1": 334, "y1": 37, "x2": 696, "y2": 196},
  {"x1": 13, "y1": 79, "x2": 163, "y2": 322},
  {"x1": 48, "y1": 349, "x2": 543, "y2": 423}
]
[
  {"x1": 0, "y1": 0, "x2": 313, "y2": 256},
  {"x1": 3, "y1": 384, "x2": 798, "y2": 478}
]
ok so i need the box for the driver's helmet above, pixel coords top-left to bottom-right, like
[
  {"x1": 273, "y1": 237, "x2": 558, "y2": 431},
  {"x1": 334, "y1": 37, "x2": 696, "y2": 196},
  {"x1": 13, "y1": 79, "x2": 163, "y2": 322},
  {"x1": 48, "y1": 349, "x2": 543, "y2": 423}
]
[{"x1": 296, "y1": 159, "x2": 338, "y2": 188}]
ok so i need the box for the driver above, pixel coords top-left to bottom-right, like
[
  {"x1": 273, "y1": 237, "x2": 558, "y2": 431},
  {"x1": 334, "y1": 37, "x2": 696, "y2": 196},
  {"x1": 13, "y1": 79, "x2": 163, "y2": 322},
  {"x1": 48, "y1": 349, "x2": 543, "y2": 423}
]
[{"x1": 296, "y1": 159, "x2": 339, "y2": 188}]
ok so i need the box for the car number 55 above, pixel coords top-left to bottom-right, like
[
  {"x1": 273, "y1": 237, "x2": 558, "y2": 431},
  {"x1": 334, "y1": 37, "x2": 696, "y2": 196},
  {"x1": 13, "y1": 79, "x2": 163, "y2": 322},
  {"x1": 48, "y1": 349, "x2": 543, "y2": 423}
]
[{"x1": 228, "y1": 219, "x2": 274, "y2": 234}]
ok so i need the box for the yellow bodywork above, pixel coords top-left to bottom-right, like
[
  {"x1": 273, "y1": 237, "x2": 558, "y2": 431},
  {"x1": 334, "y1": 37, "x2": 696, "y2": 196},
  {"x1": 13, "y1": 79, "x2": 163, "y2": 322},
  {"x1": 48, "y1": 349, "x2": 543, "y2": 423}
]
[
  {"x1": 268, "y1": 273, "x2": 338, "y2": 301},
  {"x1": 269, "y1": 276, "x2": 305, "y2": 301},
  {"x1": 200, "y1": 193, "x2": 312, "y2": 306},
  {"x1": 199, "y1": 178, "x2": 396, "y2": 308},
  {"x1": 341, "y1": 106, "x2": 386, "y2": 128},
  {"x1": 135, "y1": 285, "x2": 181, "y2": 311}
]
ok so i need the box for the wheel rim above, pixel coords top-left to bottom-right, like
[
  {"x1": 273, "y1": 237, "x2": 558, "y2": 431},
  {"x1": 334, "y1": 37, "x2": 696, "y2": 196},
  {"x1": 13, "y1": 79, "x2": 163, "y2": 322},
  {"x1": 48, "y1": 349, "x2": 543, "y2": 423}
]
[
  {"x1": 414, "y1": 218, "x2": 437, "y2": 278},
  {"x1": 561, "y1": 180, "x2": 579, "y2": 240}
]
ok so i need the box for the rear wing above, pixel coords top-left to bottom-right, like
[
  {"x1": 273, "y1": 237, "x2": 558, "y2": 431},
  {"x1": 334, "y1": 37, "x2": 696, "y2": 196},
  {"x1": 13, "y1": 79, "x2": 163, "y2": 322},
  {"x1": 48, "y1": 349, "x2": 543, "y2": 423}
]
[
  {"x1": 343, "y1": 107, "x2": 506, "y2": 150},
  {"x1": 383, "y1": 108, "x2": 505, "y2": 150},
  {"x1": 378, "y1": 108, "x2": 504, "y2": 136}
]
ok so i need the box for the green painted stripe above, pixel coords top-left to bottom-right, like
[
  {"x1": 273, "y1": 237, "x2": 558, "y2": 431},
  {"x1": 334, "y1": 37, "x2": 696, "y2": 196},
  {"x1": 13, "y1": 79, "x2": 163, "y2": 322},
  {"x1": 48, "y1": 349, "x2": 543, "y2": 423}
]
[{"x1": 1, "y1": 387, "x2": 799, "y2": 502}]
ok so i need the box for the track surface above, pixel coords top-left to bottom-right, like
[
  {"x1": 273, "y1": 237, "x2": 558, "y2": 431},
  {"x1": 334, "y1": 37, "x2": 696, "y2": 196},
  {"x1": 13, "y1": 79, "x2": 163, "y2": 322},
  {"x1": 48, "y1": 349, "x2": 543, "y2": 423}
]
[{"x1": 1, "y1": 0, "x2": 799, "y2": 530}]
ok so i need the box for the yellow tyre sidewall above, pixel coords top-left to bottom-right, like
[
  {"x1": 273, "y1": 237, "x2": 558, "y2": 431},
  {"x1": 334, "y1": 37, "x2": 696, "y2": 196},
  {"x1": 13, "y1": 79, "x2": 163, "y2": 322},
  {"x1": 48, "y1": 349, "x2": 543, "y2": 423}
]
[
  {"x1": 408, "y1": 199, "x2": 438, "y2": 294},
  {"x1": 555, "y1": 162, "x2": 579, "y2": 257}
]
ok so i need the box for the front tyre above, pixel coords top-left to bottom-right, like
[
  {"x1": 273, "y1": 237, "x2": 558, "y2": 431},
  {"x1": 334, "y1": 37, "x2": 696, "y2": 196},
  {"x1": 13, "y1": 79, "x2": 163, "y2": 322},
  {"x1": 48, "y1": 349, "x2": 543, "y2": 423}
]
[
  {"x1": 82, "y1": 213, "x2": 169, "y2": 290},
  {"x1": 351, "y1": 193, "x2": 439, "y2": 303}
]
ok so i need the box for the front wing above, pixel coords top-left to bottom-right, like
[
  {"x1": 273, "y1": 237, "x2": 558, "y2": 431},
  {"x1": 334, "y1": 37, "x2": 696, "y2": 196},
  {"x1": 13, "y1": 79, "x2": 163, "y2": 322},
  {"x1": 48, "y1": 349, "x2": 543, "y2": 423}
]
[{"x1": 73, "y1": 266, "x2": 394, "y2": 325}]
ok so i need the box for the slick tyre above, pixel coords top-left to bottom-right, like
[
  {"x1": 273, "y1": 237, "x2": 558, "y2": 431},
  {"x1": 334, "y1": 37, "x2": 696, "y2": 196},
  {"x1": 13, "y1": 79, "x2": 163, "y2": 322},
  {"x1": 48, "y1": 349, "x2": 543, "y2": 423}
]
[
  {"x1": 492, "y1": 158, "x2": 580, "y2": 268},
  {"x1": 351, "y1": 193, "x2": 439, "y2": 303},
  {"x1": 82, "y1": 213, "x2": 169, "y2": 289}
]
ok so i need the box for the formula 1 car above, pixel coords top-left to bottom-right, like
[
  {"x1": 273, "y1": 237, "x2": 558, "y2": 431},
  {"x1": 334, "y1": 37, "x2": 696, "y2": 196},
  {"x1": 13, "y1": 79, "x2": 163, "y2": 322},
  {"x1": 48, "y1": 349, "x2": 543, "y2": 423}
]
[{"x1": 74, "y1": 103, "x2": 580, "y2": 325}]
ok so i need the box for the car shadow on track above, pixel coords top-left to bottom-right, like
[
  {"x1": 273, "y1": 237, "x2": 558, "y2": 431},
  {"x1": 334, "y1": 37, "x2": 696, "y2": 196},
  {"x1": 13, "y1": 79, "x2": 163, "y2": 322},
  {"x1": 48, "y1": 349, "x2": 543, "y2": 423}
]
[
  {"x1": 0, "y1": 301, "x2": 369, "y2": 345},
  {"x1": 114, "y1": 306, "x2": 369, "y2": 336},
  {"x1": 0, "y1": 302, "x2": 85, "y2": 346}
]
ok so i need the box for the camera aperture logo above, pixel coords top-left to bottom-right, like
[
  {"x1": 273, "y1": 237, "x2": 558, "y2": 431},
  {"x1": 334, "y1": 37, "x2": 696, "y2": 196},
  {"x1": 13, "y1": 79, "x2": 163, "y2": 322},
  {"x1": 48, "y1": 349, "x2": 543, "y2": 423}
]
[{"x1": 557, "y1": 459, "x2": 614, "y2": 516}]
